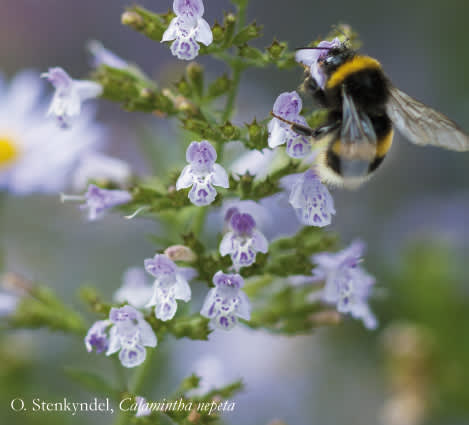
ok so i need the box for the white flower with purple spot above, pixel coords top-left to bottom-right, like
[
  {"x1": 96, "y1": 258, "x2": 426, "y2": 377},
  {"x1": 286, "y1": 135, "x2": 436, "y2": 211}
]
[
  {"x1": 0, "y1": 71, "x2": 102, "y2": 195},
  {"x1": 295, "y1": 38, "x2": 341, "y2": 89},
  {"x1": 219, "y1": 207, "x2": 268, "y2": 271},
  {"x1": 42, "y1": 67, "x2": 103, "y2": 128},
  {"x1": 105, "y1": 305, "x2": 157, "y2": 368},
  {"x1": 144, "y1": 254, "x2": 196, "y2": 321},
  {"x1": 162, "y1": 0, "x2": 213, "y2": 61},
  {"x1": 114, "y1": 267, "x2": 153, "y2": 309},
  {"x1": 289, "y1": 169, "x2": 335, "y2": 227},
  {"x1": 176, "y1": 140, "x2": 229, "y2": 206},
  {"x1": 268, "y1": 91, "x2": 311, "y2": 158},
  {"x1": 61, "y1": 184, "x2": 132, "y2": 221},
  {"x1": 312, "y1": 240, "x2": 377, "y2": 329},
  {"x1": 200, "y1": 271, "x2": 251, "y2": 331}
]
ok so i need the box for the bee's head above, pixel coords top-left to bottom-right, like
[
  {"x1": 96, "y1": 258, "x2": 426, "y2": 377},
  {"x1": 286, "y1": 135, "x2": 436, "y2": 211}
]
[
  {"x1": 318, "y1": 44, "x2": 355, "y2": 74},
  {"x1": 296, "y1": 39, "x2": 355, "y2": 89}
]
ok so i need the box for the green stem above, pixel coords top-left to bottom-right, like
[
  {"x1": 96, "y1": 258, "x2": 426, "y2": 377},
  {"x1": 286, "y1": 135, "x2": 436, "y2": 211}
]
[
  {"x1": 221, "y1": 1, "x2": 248, "y2": 123},
  {"x1": 112, "y1": 349, "x2": 155, "y2": 425},
  {"x1": 114, "y1": 357, "x2": 128, "y2": 392},
  {"x1": 192, "y1": 206, "x2": 207, "y2": 238},
  {"x1": 131, "y1": 347, "x2": 155, "y2": 395}
]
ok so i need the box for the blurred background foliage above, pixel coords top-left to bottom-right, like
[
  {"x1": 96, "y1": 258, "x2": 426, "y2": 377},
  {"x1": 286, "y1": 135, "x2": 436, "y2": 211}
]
[{"x1": 1, "y1": 0, "x2": 469, "y2": 424}]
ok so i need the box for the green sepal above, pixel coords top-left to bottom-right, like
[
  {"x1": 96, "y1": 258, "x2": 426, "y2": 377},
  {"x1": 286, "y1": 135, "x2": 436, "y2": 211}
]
[{"x1": 232, "y1": 21, "x2": 263, "y2": 45}]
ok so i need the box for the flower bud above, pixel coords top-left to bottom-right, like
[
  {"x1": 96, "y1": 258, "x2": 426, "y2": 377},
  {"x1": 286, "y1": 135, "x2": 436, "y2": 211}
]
[
  {"x1": 121, "y1": 11, "x2": 144, "y2": 29},
  {"x1": 164, "y1": 245, "x2": 197, "y2": 262},
  {"x1": 220, "y1": 121, "x2": 239, "y2": 140},
  {"x1": 232, "y1": 22, "x2": 263, "y2": 45},
  {"x1": 238, "y1": 44, "x2": 265, "y2": 61},
  {"x1": 222, "y1": 13, "x2": 237, "y2": 47},
  {"x1": 175, "y1": 76, "x2": 192, "y2": 97},
  {"x1": 211, "y1": 21, "x2": 224, "y2": 43},
  {"x1": 267, "y1": 39, "x2": 287, "y2": 60},
  {"x1": 186, "y1": 62, "x2": 204, "y2": 97}
]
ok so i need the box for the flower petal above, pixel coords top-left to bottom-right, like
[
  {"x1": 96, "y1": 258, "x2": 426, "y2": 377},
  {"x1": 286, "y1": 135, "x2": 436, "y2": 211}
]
[
  {"x1": 176, "y1": 165, "x2": 194, "y2": 190},
  {"x1": 211, "y1": 163, "x2": 229, "y2": 188},
  {"x1": 138, "y1": 320, "x2": 157, "y2": 348},
  {"x1": 196, "y1": 18, "x2": 213, "y2": 46},
  {"x1": 252, "y1": 230, "x2": 268, "y2": 253},
  {"x1": 219, "y1": 232, "x2": 234, "y2": 256},
  {"x1": 119, "y1": 345, "x2": 146, "y2": 368},
  {"x1": 161, "y1": 18, "x2": 179, "y2": 42},
  {"x1": 174, "y1": 275, "x2": 192, "y2": 302}
]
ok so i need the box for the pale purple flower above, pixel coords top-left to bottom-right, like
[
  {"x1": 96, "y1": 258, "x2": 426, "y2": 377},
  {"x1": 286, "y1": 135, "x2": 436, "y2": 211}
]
[
  {"x1": 162, "y1": 0, "x2": 213, "y2": 61},
  {"x1": 88, "y1": 41, "x2": 128, "y2": 69},
  {"x1": 268, "y1": 91, "x2": 311, "y2": 158},
  {"x1": 114, "y1": 268, "x2": 153, "y2": 309},
  {"x1": 312, "y1": 240, "x2": 377, "y2": 329},
  {"x1": 135, "y1": 397, "x2": 152, "y2": 417},
  {"x1": 219, "y1": 207, "x2": 268, "y2": 271},
  {"x1": 42, "y1": 67, "x2": 103, "y2": 128},
  {"x1": 0, "y1": 71, "x2": 102, "y2": 195},
  {"x1": 61, "y1": 184, "x2": 132, "y2": 221},
  {"x1": 73, "y1": 152, "x2": 132, "y2": 191},
  {"x1": 176, "y1": 141, "x2": 229, "y2": 206},
  {"x1": 295, "y1": 38, "x2": 341, "y2": 89},
  {"x1": 200, "y1": 271, "x2": 251, "y2": 331},
  {"x1": 144, "y1": 254, "x2": 196, "y2": 321},
  {"x1": 288, "y1": 169, "x2": 335, "y2": 227},
  {"x1": 85, "y1": 320, "x2": 110, "y2": 354},
  {"x1": 106, "y1": 305, "x2": 157, "y2": 368}
]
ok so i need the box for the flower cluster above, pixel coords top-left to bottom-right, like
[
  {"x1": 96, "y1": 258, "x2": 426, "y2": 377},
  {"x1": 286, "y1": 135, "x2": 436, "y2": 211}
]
[
  {"x1": 176, "y1": 141, "x2": 229, "y2": 206},
  {"x1": 85, "y1": 305, "x2": 157, "y2": 368},
  {"x1": 268, "y1": 91, "x2": 312, "y2": 158},
  {"x1": 312, "y1": 240, "x2": 377, "y2": 329},
  {"x1": 162, "y1": 0, "x2": 213, "y2": 61},
  {"x1": 11, "y1": 0, "x2": 384, "y2": 387}
]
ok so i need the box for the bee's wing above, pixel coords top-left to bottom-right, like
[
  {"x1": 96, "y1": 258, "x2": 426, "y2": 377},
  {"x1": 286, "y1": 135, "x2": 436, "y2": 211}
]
[
  {"x1": 339, "y1": 86, "x2": 377, "y2": 177},
  {"x1": 386, "y1": 86, "x2": 469, "y2": 152}
]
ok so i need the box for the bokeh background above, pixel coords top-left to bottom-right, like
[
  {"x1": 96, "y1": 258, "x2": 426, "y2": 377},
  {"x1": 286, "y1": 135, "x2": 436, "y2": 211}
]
[{"x1": 1, "y1": 0, "x2": 469, "y2": 424}]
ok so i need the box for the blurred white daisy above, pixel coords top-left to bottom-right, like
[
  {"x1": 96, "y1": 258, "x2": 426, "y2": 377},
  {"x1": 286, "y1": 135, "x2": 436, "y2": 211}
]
[{"x1": 0, "y1": 71, "x2": 103, "y2": 195}]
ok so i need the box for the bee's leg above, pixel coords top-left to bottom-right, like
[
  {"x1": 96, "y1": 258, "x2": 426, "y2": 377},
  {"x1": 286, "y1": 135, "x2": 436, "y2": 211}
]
[
  {"x1": 312, "y1": 121, "x2": 341, "y2": 137},
  {"x1": 270, "y1": 113, "x2": 340, "y2": 140},
  {"x1": 303, "y1": 75, "x2": 327, "y2": 107},
  {"x1": 270, "y1": 112, "x2": 315, "y2": 137}
]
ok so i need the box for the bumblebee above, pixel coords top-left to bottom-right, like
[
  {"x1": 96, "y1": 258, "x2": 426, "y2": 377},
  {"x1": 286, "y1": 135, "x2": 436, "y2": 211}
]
[{"x1": 272, "y1": 40, "x2": 469, "y2": 188}]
